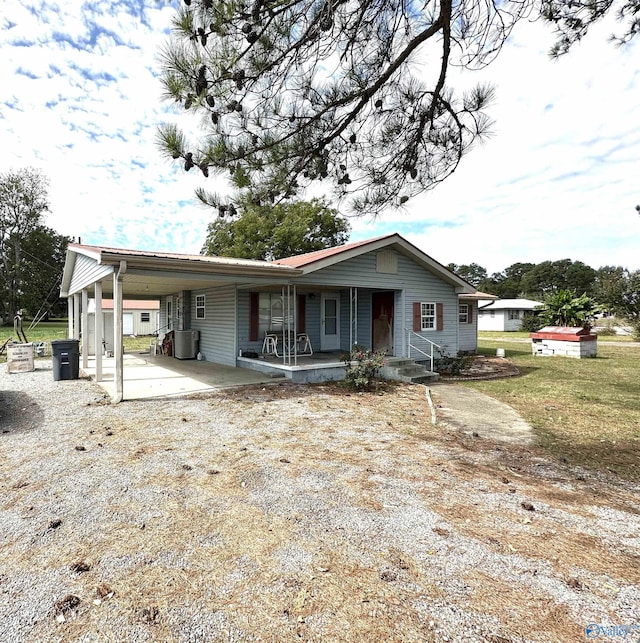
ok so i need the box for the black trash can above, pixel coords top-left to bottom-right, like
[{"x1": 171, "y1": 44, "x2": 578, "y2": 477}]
[{"x1": 51, "y1": 339, "x2": 80, "y2": 381}]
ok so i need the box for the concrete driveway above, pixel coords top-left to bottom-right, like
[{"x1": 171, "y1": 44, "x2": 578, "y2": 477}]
[{"x1": 81, "y1": 352, "x2": 284, "y2": 400}]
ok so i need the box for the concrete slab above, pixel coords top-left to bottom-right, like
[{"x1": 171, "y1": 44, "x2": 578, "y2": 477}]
[
  {"x1": 82, "y1": 353, "x2": 285, "y2": 401},
  {"x1": 429, "y1": 382, "x2": 535, "y2": 445}
]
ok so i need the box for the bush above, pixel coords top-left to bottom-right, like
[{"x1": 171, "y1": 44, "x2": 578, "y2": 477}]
[
  {"x1": 520, "y1": 312, "x2": 543, "y2": 333},
  {"x1": 340, "y1": 345, "x2": 386, "y2": 390},
  {"x1": 593, "y1": 318, "x2": 617, "y2": 336},
  {"x1": 434, "y1": 354, "x2": 471, "y2": 375}
]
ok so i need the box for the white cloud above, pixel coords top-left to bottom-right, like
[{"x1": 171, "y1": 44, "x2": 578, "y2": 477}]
[{"x1": 0, "y1": 2, "x2": 638, "y2": 273}]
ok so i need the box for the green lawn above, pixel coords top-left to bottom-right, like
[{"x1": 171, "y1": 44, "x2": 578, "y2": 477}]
[
  {"x1": 468, "y1": 339, "x2": 640, "y2": 481},
  {"x1": 1, "y1": 320, "x2": 153, "y2": 360},
  {"x1": 1, "y1": 320, "x2": 69, "y2": 346}
]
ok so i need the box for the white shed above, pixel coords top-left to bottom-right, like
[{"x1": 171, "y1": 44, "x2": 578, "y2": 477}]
[
  {"x1": 87, "y1": 299, "x2": 159, "y2": 354},
  {"x1": 478, "y1": 298, "x2": 542, "y2": 331}
]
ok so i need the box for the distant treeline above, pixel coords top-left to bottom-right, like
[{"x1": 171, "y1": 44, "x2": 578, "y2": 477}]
[{"x1": 447, "y1": 260, "x2": 638, "y2": 314}]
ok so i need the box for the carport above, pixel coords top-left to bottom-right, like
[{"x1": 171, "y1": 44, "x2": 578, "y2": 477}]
[
  {"x1": 81, "y1": 353, "x2": 284, "y2": 400},
  {"x1": 60, "y1": 244, "x2": 301, "y2": 402}
]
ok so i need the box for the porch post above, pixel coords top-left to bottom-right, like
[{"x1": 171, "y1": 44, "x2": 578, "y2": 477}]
[
  {"x1": 67, "y1": 297, "x2": 74, "y2": 338},
  {"x1": 94, "y1": 281, "x2": 103, "y2": 382},
  {"x1": 73, "y1": 293, "x2": 81, "y2": 340},
  {"x1": 113, "y1": 261, "x2": 126, "y2": 403},
  {"x1": 281, "y1": 285, "x2": 286, "y2": 366},
  {"x1": 293, "y1": 284, "x2": 297, "y2": 366},
  {"x1": 350, "y1": 287, "x2": 358, "y2": 348},
  {"x1": 81, "y1": 289, "x2": 89, "y2": 370}
]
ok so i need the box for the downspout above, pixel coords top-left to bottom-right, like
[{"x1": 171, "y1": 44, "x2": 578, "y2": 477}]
[
  {"x1": 67, "y1": 297, "x2": 74, "y2": 339},
  {"x1": 81, "y1": 289, "x2": 89, "y2": 370},
  {"x1": 455, "y1": 296, "x2": 460, "y2": 356},
  {"x1": 113, "y1": 260, "x2": 127, "y2": 403},
  {"x1": 73, "y1": 293, "x2": 81, "y2": 340},
  {"x1": 94, "y1": 281, "x2": 103, "y2": 382}
]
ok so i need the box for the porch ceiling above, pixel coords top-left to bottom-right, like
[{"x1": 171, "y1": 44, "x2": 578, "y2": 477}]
[{"x1": 96, "y1": 270, "x2": 286, "y2": 299}]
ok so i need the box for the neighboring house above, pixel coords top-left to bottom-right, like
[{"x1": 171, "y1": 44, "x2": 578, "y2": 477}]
[
  {"x1": 478, "y1": 298, "x2": 543, "y2": 331},
  {"x1": 86, "y1": 299, "x2": 160, "y2": 354},
  {"x1": 61, "y1": 234, "x2": 485, "y2": 392}
]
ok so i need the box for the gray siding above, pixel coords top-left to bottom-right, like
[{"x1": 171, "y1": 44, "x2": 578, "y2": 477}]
[
  {"x1": 305, "y1": 296, "x2": 321, "y2": 353},
  {"x1": 298, "y1": 251, "x2": 460, "y2": 356},
  {"x1": 237, "y1": 290, "x2": 262, "y2": 355},
  {"x1": 236, "y1": 289, "x2": 375, "y2": 355},
  {"x1": 159, "y1": 296, "x2": 167, "y2": 333},
  {"x1": 353, "y1": 290, "x2": 371, "y2": 350},
  {"x1": 190, "y1": 285, "x2": 237, "y2": 366},
  {"x1": 236, "y1": 291, "x2": 324, "y2": 355},
  {"x1": 69, "y1": 254, "x2": 113, "y2": 294},
  {"x1": 458, "y1": 302, "x2": 478, "y2": 353}
]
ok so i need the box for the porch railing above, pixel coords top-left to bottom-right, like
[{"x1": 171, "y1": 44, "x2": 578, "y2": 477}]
[{"x1": 405, "y1": 328, "x2": 441, "y2": 373}]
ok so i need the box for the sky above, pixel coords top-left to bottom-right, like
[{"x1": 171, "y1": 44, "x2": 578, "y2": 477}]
[{"x1": 1, "y1": 1, "x2": 639, "y2": 275}]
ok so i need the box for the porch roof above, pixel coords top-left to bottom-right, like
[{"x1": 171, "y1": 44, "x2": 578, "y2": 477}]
[{"x1": 61, "y1": 243, "x2": 302, "y2": 298}]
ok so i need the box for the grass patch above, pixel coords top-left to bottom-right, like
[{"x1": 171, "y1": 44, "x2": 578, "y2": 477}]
[
  {"x1": 0, "y1": 320, "x2": 69, "y2": 345},
  {"x1": 1, "y1": 320, "x2": 154, "y2": 361},
  {"x1": 467, "y1": 340, "x2": 640, "y2": 480}
]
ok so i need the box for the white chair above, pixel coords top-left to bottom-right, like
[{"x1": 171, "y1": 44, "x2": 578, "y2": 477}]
[
  {"x1": 262, "y1": 332, "x2": 278, "y2": 357},
  {"x1": 150, "y1": 333, "x2": 165, "y2": 356},
  {"x1": 296, "y1": 333, "x2": 313, "y2": 355}
]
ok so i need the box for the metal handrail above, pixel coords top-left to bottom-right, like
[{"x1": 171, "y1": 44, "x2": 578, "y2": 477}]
[{"x1": 405, "y1": 328, "x2": 441, "y2": 372}]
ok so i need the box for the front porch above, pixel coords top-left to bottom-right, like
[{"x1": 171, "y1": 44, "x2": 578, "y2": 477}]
[
  {"x1": 237, "y1": 351, "x2": 439, "y2": 384},
  {"x1": 237, "y1": 351, "x2": 347, "y2": 384}
]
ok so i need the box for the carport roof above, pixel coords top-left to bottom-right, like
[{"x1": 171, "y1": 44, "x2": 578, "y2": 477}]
[{"x1": 61, "y1": 243, "x2": 302, "y2": 298}]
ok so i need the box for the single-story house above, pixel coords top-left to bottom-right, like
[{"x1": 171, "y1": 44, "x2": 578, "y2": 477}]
[
  {"x1": 478, "y1": 298, "x2": 543, "y2": 331},
  {"x1": 60, "y1": 233, "x2": 483, "y2": 401},
  {"x1": 86, "y1": 299, "x2": 160, "y2": 354}
]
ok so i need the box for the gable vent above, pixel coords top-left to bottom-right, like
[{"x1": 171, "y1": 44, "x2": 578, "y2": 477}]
[{"x1": 376, "y1": 250, "x2": 398, "y2": 274}]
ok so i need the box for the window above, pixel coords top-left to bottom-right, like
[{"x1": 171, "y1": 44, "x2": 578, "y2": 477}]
[
  {"x1": 420, "y1": 302, "x2": 436, "y2": 330},
  {"x1": 490, "y1": 310, "x2": 495, "y2": 318},
  {"x1": 140, "y1": 312, "x2": 150, "y2": 323},
  {"x1": 508, "y1": 309, "x2": 520, "y2": 320},
  {"x1": 166, "y1": 298, "x2": 173, "y2": 330},
  {"x1": 196, "y1": 294, "x2": 206, "y2": 320},
  {"x1": 258, "y1": 293, "x2": 293, "y2": 335},
  {"x1": 459, "y1": 304, "x2": 469, "y2": 324}
]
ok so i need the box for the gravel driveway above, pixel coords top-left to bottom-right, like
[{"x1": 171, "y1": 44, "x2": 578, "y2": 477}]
[{"x1": 1, "y1": 363, "x2": 639, "y2": 642}]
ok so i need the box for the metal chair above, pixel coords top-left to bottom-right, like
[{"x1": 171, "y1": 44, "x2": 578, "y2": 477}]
[
  {"x1": 296, "y1": 333, "x2": 313, "y2": 355},
  {"x1": 262, "y1": 332, "x2": 278, "y2": 356}
]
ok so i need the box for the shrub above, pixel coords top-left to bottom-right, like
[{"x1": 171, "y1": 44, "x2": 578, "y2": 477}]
[
  {"x1": 340, "y1": 345, "x2": 386, "y2": 390},
  {"x1": 538, "y1": 290, "x2": 600, "y2": 328},
  {"x1": 520, "y1": 312, "x2": 543, "y2": 333},
  {"x1": 593, "y1": 318, "x2": 617, "y2": 336},
  {"x1": 433, "y1": 354, "x2": 471, "y2": 375}
]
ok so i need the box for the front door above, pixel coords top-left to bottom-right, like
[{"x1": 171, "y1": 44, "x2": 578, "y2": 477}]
[
  {"x1": 372, "y1": 292, "x2": 394, "y2": 354},
  {"x1": 320, "y1": 292, "x2": 340, "y2": 351}
]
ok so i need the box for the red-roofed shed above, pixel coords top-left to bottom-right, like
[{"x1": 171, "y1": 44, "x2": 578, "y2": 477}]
[{"x1": 530, "y1": 326, "x2": 597, "y2": 358}]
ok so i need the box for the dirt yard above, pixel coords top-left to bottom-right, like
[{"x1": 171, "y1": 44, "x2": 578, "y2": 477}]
[{"x1": 1, "y1": 364, "x2": 639, "y2": 642}]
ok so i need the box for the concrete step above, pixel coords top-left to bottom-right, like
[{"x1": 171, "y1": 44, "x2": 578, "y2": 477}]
[
  {"x1": 383, "y1": 358, "x2": 414, "y2": 367},
  {"x1": 380, "y1": 359, "x2": 439, "y2": 384},
  {"x1": 405, "y1": 372, "x2": 439, "y2": 384},
  {"x1": 397, "y1": 365, "x2": 430, "y2": 377}
]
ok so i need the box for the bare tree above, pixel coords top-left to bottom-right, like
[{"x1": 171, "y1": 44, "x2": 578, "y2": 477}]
[{"x1": 0, "y1": 168, "x2": 50, "y2": 322}]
